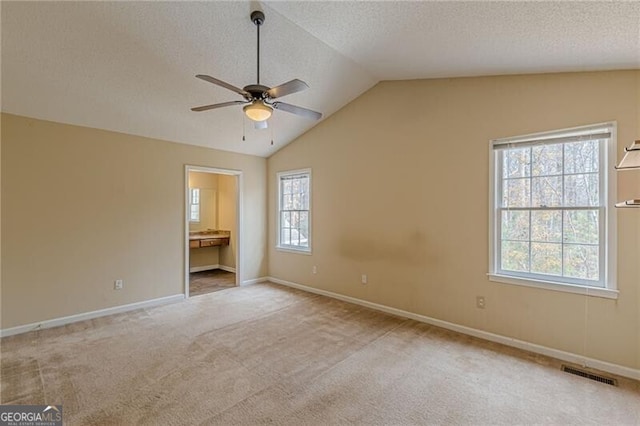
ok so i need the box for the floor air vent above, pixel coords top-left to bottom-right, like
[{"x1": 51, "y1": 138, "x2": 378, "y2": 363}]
[{"x1": 561, "y1": 365, "x2": 617, "y2": 386}]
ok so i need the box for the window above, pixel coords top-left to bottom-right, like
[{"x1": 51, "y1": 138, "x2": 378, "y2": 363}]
[
  {"x1": 189, "y1": 188, "x2": 200, "y2": 222},
  {"x1": 489, "y1": 123, "x2": 616, "y2": 297},
  {"x1": 277, "y1": 169, "x2": 311, "y2": 252}
]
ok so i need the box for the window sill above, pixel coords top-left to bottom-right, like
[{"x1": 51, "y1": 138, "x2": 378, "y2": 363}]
[
  {"x1": 276, "y1": 246, "x2": 312, "y2": 255},
  {"x1": 487, "y1": 274, "x2": 618, "y2": 299}
]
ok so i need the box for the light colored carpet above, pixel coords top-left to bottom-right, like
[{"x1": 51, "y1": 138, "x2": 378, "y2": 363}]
[{"x1": 1, "y1": 282, "x2": 638, "y2": 425}]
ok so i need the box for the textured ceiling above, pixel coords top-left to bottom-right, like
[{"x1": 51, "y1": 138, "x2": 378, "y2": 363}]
[
  {"x1": 269, "y1": 1, "x2": 640, "y2": 80},
  {"x1": 2, "y1": 1, "x2": 639, "y2": 157},
  {"x1": 1, "y1": 1, "x2": 376, "y2": 157}
]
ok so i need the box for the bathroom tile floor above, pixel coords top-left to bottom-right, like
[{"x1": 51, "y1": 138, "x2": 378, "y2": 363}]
[{"x1": 189, "y1": 269, "x2": 236, "y2": 297}]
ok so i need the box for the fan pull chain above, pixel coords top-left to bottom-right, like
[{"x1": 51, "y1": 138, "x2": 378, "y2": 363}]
[
  {"x1": 270, "y1": 120, "x2": 274, "y2": 145},
  {"x1": 242, "y1": 115, "x2": 246, "y2": 141}
]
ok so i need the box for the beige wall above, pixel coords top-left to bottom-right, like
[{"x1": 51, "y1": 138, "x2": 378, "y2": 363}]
[
  {"x1": 268, "y1": 70, "x2": 640, "y2": 370},
  {"x1": 218, "y1": 174, "x2": 237, "y2": 269},
  {"x1": 1, "y1": 113, "x2": 267, "y2": 329},
  {"x1": 188, "y1": 171, "x2": 218, "y2": 190}
]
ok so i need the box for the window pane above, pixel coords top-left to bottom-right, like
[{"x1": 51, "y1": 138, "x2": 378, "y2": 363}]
[
  {"x1": 281, "y1": 227, "x2": 291, "y2": 245},
  {"x1": 532, "y1": 144, "x2": 563, "y2": 176},
  {"x1": 564, "y1": 244, "x2": 599, "y2": 281},
  {"x1": 503, "y1": 148, "x2": 530, "y2": 178},
  {"x1": 531, "y1": 210, "x2": 562, "y2": 242},
  {"x1": 300, "y1": 193, "x2": 307, "y2": 209},
  {"x1": 282, "y1": 211, "x2": 290, "y2": 228},
  {"x1": 299, "y1": 212, "x2": 309, "y2": 246},
  {"x1": 531, "y1": 242, "x2": 562, "y2": 275},
  {"x1": 564, "y1": 140, "x2": 598, "y2": 174},
  {"x1": 291, "y1": 211, "x2": 300, "y2": 228},
  {"x1": 502, "y1": 178, "x2": 530, "y2": 208},
  {"x1": 531, "y1": 176, "x2": 562, "y2": 207},
  {"x1": 501, "y1": 241, "x2": 530, "y2": 272},
  {"x1": 190, "y1": 205, "x2": 199, "y2": 221},
  {"x1": 501, "y1": 211, "x2": 529, "y2": 241},
  {"x1": 564, "y1": 210, "x2": 599, "y2": 244},
  {"x1": 293, "y1": 227, "x2": 300, "y2": 246},
  {"x1": 282, "y1": 194, "x2": 293, "y2": 210},
  {"x1": 564, "y1": 174, "x2": 599, "y2": 206},
  {"x1": 283, "y1": 180, "x2": 292, "y2": 194}
]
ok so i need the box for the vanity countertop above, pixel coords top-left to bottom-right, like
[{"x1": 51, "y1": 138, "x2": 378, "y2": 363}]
[{"x1": 189, "y1": 230, "x2": 231, "y2": 241}]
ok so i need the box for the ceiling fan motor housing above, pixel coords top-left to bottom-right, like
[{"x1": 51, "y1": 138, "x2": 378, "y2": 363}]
[{"x1": 243, "y1": 84, "x2": 271, "y2": 100}]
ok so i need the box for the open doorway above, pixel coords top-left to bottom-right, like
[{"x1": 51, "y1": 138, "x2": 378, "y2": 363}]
[{"x1": 184, "y1": 166, "x2": 242, "y2": 298}]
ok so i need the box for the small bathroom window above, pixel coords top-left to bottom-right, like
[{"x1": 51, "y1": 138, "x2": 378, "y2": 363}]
[{"x1": 189, "y1": 188, "x2": 200, "y2": 222}]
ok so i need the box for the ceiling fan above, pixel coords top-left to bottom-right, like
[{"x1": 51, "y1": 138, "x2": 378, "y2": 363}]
[{"x1": 191, "y1": 10, "x2": 322, "y2": 129}]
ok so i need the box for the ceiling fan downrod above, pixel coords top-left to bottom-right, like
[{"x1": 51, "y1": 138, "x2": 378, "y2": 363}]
[{"x1": 251, "y1": 10, "x2": 265, "y2": 85}]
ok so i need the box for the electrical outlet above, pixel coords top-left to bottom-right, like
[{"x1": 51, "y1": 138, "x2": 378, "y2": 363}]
[
  {"x1": 361, "y1": 274, "x2": 368, "y2": 284},
  {"x1": 114, "y1": 279, "x2": 124, "y2": 290},
  {"x1": 476, "y1": 296, "x2": 485, "y2": 309},
  {"x1": 312, "y1": 265, "x2": 317, "y2": 274}
]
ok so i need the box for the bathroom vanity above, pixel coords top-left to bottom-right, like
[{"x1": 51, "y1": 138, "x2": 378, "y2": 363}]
[{"x1": 189, "y1": 230, "x2": 231, "y2": 249}]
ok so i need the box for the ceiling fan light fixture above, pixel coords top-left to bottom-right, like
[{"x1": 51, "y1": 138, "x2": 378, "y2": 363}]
[{"x1": 243, "y1": 101, "x2": 272, "y2": 122}]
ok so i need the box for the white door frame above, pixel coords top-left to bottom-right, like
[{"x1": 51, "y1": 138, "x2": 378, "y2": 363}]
[{"x1": 184, "y1": 165, "x2": 243, "y2": 299}]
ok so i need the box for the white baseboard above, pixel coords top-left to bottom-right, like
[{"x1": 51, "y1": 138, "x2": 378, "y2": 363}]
[
  {"x1": 0, "y1": 294, "x2": 185, "y2": 338},
  {"x1": 242, "y1": 276, "x2": 268, "y2": 286},
  {"x1": 189, "y1": 264, "x2": 219, "y2": 273},
  {"x1": 268, "y1": 277, "x2": 640, "y2": 381},
  {"x1": 189, "y1": 265, "x2": 236, "y2": 273}
]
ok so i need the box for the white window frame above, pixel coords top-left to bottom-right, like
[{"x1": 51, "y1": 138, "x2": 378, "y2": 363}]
[
  {"x1": 277, "y1": 168, "x2": 312, "y2": 254},
  {"x1": 488, "y1": 123, "x2": 617, "y2": 299}
]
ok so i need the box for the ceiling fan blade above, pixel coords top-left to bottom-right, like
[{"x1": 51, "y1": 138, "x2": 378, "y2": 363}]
[
  {"x1": 266, "y1": 79, "x2": 309, "y2": 99},
  {"x1": 196, "y1": 75, "x2": 250, "y2": 98},
  {"x1": 191, "y1": 100, "x2": 247, "y2": 112},
  {"x1": 254, "y1": 120, "x2": 268, "y2": 130},
  {"x1": 272, "y1": 102, "x2": 322, "y2": 120}
]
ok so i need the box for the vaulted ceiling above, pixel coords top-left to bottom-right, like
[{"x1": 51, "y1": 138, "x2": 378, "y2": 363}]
[{"x1": 2, "y1": 1, "x2": 639, "y2": 157}]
